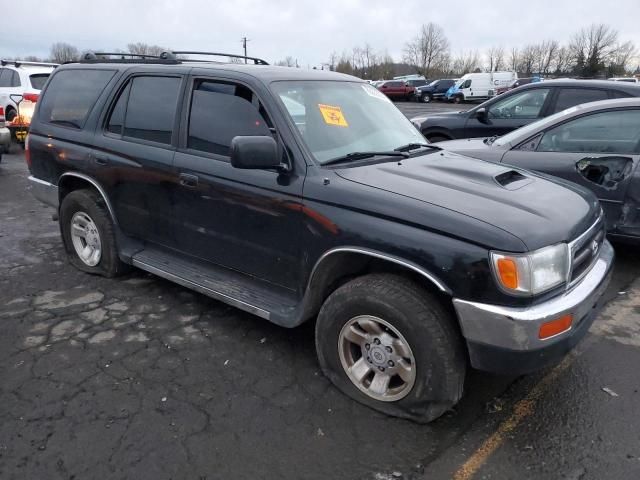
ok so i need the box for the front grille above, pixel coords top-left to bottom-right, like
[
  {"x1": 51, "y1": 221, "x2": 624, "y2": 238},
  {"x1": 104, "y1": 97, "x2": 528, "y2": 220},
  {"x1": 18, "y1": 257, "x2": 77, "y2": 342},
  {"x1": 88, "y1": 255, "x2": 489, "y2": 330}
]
[{"x1": 569, "y1": 219, "x2": 605, "y2": 286}]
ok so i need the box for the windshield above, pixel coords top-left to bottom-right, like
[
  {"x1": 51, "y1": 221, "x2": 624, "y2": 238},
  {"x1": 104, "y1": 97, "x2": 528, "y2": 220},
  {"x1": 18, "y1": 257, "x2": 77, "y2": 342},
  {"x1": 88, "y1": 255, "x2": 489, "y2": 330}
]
[
  {"x1": 271, "y1": 81, "x2": 426, "y2": 164},
  {"x1": 493, "y1": 104, "x2": 583, "y2": 147}
]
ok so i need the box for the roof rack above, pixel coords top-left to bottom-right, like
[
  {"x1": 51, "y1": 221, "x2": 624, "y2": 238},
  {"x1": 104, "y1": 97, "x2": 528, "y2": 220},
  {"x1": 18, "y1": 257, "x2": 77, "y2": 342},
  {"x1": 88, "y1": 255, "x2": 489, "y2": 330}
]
[
  {"x1": 163, "y1": 51, "x2": 269, "y2": 65},
  {"x1": 79, "y1": 52, "x2": 179, "y2": 64},
  {"x1": 0, "y1": 59, "x2": 59, "y2": 68}
]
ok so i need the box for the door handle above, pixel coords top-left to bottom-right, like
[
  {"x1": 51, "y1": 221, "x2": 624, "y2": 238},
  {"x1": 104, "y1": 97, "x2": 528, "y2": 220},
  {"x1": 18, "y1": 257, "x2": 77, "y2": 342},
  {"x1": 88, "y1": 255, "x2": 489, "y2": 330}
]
[
  {"x1": 179, "y1": 173, "x2": 199, "y2": 188},
  {"x1": 93, "y1": 154, "x2": 109, "y2": 166}
]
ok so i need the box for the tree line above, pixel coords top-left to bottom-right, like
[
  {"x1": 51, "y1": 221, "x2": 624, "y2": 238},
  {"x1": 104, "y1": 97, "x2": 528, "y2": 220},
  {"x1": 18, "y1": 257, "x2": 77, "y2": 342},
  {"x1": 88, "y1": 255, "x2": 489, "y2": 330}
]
[{"x1": 330, "y1": 23, "x2": 638, "y2": 80}]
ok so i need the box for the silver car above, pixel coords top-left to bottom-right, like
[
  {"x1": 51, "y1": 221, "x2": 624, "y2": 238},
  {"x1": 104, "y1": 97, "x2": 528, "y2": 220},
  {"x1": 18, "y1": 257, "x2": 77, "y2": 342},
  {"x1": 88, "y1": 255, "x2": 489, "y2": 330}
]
[{"x1": 437, "y1": 97, "x2": 640, "y2": 241}]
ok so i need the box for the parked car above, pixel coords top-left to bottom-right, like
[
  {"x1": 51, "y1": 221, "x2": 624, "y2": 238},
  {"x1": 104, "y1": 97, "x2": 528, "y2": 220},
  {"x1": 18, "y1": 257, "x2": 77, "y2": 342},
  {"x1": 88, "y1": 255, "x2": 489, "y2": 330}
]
[
  {"x1": 0, "y1": 60, "x2": 57, "y2": 145},
  {"x1": 377, "y1": 80, "x2": 415, "y2": 100},
  {"x1": 414, "y1": 79, "x2": 456, "y2": 103},
  {"x1": 495, "y1": 77, "x2": 540, "y2": 95},
  {"x1": 405, "y1": 78, "x2": 428, "y2": 89},
  {"x1": 412, "y1": 79, "x2": 640, "y2": 142},
  {"x1": 445, "y1": 71, "x2": 517, "y2": 103},
  {"x1": 0, "y1": 106, "x2": 10, "y2": 157},
  {"x1": 437, "y1": 97, "x2": 640, "y2": 241},
  {"x1": 27, "y1": 51, "x2": 612, "y2": 423}
]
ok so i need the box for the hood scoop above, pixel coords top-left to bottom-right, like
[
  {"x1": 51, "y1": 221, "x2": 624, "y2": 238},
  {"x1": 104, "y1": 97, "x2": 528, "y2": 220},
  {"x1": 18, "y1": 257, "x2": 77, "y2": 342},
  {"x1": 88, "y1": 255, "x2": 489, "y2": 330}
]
[{"x1": 494, "y1": 170, "x2": 532, "y2": 190}]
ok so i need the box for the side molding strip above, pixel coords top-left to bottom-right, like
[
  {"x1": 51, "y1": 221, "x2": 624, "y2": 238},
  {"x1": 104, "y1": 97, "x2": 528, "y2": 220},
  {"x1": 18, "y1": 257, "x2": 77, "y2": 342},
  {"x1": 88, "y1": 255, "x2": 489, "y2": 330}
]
[{"x1": 59, "y1": 172, "x2": 119, "y2": 225}]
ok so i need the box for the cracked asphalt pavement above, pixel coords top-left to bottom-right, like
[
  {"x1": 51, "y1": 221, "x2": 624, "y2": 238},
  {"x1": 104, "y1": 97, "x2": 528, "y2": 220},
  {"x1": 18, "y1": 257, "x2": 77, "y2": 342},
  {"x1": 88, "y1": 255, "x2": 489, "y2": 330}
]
[{"x1": 2, "y1": 120, "x2": 640, "y2": 480}]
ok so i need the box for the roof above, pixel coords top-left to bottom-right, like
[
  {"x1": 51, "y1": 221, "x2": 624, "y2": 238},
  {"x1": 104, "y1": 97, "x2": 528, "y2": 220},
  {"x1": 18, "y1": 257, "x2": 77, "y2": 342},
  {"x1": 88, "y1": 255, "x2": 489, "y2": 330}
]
[
  {"x1": 521, "y1": 78, "x2": 640, "y2": 92},
  {"x1": 55, "y1": 61, "x2": 361, "y2": 83}
]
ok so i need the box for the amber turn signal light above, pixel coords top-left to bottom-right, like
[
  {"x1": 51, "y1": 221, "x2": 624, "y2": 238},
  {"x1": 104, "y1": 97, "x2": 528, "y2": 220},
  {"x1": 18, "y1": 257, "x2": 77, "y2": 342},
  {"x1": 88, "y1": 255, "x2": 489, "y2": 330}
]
[
  {"x1": 539, "y1": 314, "x2": 573, "y2": 340},
  {"x1": 496, "y1": 258, "x2": 518, "y2": 290}
]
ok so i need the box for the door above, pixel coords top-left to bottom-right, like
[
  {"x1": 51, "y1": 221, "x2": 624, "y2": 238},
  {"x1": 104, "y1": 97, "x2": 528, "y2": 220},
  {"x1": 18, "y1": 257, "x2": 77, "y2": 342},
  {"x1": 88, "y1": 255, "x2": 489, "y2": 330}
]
[
  {"x1": 93, "y1": 74, "x2": 184, "y2": 247},
  {"x1": 172, "y1": 77, "x2": 304, "y2": 290},
  {"x1": 502, "y1": 108, "x2": 640, "y2": 231},
  {"x1": 464, "y1": 87, "x2": 552, "y2": 138}
]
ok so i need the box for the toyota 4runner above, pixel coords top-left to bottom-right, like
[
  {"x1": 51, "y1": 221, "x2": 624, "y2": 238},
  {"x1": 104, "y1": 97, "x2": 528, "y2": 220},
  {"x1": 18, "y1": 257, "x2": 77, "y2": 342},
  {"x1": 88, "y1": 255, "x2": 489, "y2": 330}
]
[{"x1": 26, "y1": 51, "x2": 613, "y2": 423}]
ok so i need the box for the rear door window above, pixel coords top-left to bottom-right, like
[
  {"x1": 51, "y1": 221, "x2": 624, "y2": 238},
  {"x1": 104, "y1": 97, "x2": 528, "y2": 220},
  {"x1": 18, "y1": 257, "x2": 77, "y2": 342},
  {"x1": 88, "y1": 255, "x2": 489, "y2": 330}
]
[
  {"x1": 39, "y1": 69, "x2": 115, "y2": 129},
  {"x1": 187, "y1": 79, "x2": 272, "y2": 157},
  {"x1": 552, "y1": 88, "x2": 608, "y2": 113},
  {"x1": 122, "y1": 76, "x2": 181, "y2": 144}
]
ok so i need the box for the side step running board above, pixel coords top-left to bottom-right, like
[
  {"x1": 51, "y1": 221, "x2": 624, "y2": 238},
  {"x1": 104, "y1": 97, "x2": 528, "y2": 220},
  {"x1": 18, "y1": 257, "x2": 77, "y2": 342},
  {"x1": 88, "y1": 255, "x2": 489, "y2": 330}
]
[{"x1": 131, "y1": 247, "x2": 298, "y2": 324}]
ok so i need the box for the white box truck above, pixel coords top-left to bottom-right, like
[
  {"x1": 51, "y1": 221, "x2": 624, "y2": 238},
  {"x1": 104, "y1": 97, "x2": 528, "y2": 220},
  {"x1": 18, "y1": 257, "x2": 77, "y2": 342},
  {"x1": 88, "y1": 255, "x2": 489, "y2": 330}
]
[{"x1": 446, "y1": 72, "x2": 517, "y2": 103}]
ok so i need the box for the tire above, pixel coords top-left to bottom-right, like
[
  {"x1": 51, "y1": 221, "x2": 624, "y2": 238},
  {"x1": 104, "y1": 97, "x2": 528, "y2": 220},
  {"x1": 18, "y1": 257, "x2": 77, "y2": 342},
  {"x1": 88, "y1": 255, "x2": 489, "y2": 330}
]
[
  {"x1": 5, "y1": 107, "x2": 17, "y2": 123},
  {"x1": 453, "y1": 95, "x2": 464, "y2": 104},
  {"x1": 315, "y1": 273, "x2": 466, "y2": 423},
  {"x1": 421, "y1": 93, "x2": 432, "y2": 103},
  {"x1": 59, "y1": 189, "x2": 128, "y2": 278},
  {"x1": 427, "y1": 134, "x2": 451, "y2": 143}
]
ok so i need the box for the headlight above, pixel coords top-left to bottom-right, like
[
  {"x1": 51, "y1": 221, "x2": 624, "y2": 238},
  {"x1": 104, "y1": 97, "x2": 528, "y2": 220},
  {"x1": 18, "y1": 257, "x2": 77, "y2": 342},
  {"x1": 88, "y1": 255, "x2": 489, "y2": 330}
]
[{"x1": 490, "y1": 243, "x2": 569, "y2": 295}]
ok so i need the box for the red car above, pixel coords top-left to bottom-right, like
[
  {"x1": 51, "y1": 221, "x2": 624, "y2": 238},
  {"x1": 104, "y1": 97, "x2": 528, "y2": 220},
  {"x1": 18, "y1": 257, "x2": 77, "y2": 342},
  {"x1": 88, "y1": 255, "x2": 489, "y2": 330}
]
[{"x1": 377, "y1": 80, "x2": 415, "y2": 100}]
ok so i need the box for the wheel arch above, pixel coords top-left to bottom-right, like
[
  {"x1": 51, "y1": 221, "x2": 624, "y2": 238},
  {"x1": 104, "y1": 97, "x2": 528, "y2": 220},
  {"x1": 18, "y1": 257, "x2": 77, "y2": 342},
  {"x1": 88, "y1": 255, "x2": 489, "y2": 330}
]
[
  {"x1": 300, "y1": 247, "x2": 453, "y2": 323},
  {"x1": 58, "y1": 172, "x2": 118, "y2": 226}
]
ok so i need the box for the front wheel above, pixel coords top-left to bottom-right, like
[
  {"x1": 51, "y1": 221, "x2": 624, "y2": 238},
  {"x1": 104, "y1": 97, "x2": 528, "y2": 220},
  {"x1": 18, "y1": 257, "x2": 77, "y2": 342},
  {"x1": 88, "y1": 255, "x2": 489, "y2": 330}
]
[
  {"x1": 453, "y1": 95, "x2": 464, "y2": 104},
  {"x1": 421, "y1": 93, "x2": 432, "y2": 103},
  {"x1": 315, "y1": 274, "x2": 466, "y2": 423}
]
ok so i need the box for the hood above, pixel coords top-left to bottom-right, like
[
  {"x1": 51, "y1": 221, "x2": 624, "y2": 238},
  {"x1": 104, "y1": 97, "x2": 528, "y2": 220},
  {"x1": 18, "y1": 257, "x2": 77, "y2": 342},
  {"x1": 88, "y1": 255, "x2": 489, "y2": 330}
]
[{"x1": 334, "y1": 150, "x2": 599, "y2": 251}]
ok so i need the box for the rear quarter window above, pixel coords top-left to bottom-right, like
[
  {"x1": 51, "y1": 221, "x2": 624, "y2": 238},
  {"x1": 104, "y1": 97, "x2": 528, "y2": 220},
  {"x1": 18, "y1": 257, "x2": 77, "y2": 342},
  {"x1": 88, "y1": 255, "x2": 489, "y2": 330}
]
[
  {"x1": 29, "y1": 74, "x2": 50, "y2": 90},
  {"x1": 38, "y1": 69, "x2": 115, "y2": 129}
]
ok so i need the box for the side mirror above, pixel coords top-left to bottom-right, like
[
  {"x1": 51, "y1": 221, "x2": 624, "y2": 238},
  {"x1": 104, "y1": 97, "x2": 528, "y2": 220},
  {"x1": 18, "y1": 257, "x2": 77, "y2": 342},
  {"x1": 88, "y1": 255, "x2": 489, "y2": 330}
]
[
  {"x1": 230, "y1": 136, "x2": 286, "y2": 171},
  {"x1": 475, "y1": 107, "x2": 488, "y2": 122}
]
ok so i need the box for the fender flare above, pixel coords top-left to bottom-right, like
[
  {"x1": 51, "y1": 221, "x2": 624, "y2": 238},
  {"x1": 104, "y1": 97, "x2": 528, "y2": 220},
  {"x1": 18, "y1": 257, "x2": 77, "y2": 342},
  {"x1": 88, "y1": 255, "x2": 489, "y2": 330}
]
[{"x1": 59, "y1": 172, "x2": 119, "y2": 226}]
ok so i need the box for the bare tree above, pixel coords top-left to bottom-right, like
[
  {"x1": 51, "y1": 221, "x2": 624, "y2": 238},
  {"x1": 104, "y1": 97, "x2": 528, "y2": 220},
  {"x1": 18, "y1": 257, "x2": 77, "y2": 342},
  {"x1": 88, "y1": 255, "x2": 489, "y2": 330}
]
[
  {"x1": 486, "y1": 46, "x2": 505, "y2": 72},
  {"x1": 328, "y1": 51, "x2": 339, "y2": 71},
  {"x1": 570, "y1": 23, "x2": 618, "y2": 76},
  {"x1": 451, "y1": 50, "x2": 480, "y2": 76},
  {"x1": 274, "y1": 56, "x2": 297, "y2": 67},
  {"x1": 127, "y1": 43, "x2": 167, "y2": 57},
  {"x1": 609, "y1": 41, "x2": 637, "y2": 74},
  {"x1": 49, "y1": 42, "x2": 79, "y2": 63},
  {"x1": 508, "y1": 47, "x2": 520, "y2": 72},
  {"x1": 552, "y1": 46, "x2": 574, "y2": 75},
  {"x1": 403, "y1": 22, "x2": 450, "y2": 77}
]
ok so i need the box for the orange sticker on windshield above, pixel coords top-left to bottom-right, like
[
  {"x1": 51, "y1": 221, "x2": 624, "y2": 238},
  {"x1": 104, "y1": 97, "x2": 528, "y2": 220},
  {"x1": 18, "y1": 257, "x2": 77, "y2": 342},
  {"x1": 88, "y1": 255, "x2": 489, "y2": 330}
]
[{"x1": 318, "y1": 104, "x2": 348, "y2": 127}]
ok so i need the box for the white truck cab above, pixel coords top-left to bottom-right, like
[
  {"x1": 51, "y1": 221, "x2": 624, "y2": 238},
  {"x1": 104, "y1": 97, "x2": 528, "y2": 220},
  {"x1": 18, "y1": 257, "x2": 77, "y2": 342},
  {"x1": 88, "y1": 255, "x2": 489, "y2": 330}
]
[{"x1": 447, "y1": 71, "x2": 517, "y2": 103}]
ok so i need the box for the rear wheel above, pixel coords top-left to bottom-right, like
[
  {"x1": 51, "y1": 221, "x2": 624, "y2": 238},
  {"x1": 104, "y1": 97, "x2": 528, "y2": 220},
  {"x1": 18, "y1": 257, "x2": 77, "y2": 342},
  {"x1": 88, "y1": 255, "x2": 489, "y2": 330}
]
[
  {"x1": 315, "y1": 274, "x2": 466, "y2": 423},
  {"x1": 5, "y1": 107, "x2": 17, "y2": 123},
  {"x1": 60, "y1": 189, "x2": 128, "y2": 277}
]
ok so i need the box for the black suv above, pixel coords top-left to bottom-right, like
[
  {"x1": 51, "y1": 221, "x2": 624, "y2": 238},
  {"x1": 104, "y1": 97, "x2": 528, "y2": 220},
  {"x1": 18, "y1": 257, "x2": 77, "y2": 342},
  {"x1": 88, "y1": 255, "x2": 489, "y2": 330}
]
[
  {"x1": 26, "y1": 52, "x2": 613, "y2": 423},
  {"x1": 412, "y1": 79, "x2": 640, "y2": 142},
  {"x1": 414, "y1": 79, "x2": 456, "y2": 103}
]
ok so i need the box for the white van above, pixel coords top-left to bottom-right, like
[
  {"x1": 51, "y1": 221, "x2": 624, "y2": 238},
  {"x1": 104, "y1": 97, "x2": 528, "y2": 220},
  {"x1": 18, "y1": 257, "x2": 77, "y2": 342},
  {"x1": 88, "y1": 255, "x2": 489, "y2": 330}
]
[{"x1": 446, "y1": 72, "x2": 517, "y2": 103}]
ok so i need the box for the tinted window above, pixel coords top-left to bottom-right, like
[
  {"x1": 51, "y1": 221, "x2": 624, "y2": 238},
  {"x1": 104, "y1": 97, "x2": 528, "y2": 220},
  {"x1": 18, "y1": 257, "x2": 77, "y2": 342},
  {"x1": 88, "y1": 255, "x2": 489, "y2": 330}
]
[
  {"x1": 538, "y1": 109, "x2": 640, "y2": 154},
  {"x1": 488, "y1": 88, "x2": 550, "y2": 119},
  {"x1": 552, "y1": 88, "x2": 608, "y2": 113},
  {"x1": 39, "y1": 69, "x2": 115, "y2": 128},
  {"x1": 106, "y1": 83, "x2": 131, "y2": 135},
  {"x1": 188, "y1": 80, "x2": 271, "y2": 156},
  {"x1": 10, "y1": 71, "x2": 20, "y2": 87},
  {"x1": 123, "y1": 76, "x2": 181, "y2": 144},
  {"x1": 29, "y1": 74, "x2": 49, "y2": 90},
  {"x1": 0, "y1": 69, "x2": 9, "y2": 87}
]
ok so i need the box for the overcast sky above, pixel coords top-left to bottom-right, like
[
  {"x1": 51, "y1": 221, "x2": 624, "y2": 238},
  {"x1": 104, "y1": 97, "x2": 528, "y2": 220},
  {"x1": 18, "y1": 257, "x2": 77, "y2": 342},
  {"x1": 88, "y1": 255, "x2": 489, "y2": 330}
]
[{"x1": 4, "y1": 0, "x2": 640, "y2": 67}]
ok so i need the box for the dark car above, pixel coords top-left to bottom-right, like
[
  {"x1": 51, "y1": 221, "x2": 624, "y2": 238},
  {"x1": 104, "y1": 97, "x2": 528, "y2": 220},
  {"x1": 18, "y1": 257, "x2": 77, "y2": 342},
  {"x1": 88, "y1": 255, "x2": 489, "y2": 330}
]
[
  {"x1": 494, "y1": 77, "x2": 538, "y2": 95},
  {"x1": 412, "y1": 80, "x2": 640, "y2": 142},
  {"x1": 377, "y1": 80, "x2": 415, "y2": 100},
  {"x1": 414, "y1": 79, "x2": 456, "y2": 103},
  {"x1": 438, "y1": 97, "x2": 640, "y2": 241},
  {"x1": 405, "y1": 78, "x2": 428, "y2": 89},
  {"x1": 26, "y1": 51, "x2": 612, "y2": 423}
]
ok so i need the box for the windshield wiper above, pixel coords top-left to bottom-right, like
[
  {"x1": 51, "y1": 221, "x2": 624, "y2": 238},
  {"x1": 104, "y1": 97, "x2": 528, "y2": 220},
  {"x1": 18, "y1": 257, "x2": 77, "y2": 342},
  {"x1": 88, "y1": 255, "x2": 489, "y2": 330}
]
[
  {"x1": 394, "y1": 142, "x2": 440, "y2": 152},
  {"x1": 484, "y1": 135, "x2": 500, "y2": 146},
  {"x1": 323, "y1": 150, "x2": 409, "y2": 166}
]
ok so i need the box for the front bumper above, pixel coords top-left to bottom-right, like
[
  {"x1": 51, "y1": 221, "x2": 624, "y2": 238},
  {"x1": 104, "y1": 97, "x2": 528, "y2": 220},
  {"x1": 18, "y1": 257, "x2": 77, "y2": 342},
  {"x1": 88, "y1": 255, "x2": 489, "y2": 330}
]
[
  {"x1": 453, "y1": 240, "x2": 614, "y2": 374},
  {"x1": 0, "y1": 127, "x2": 10, "y2": 147}
]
